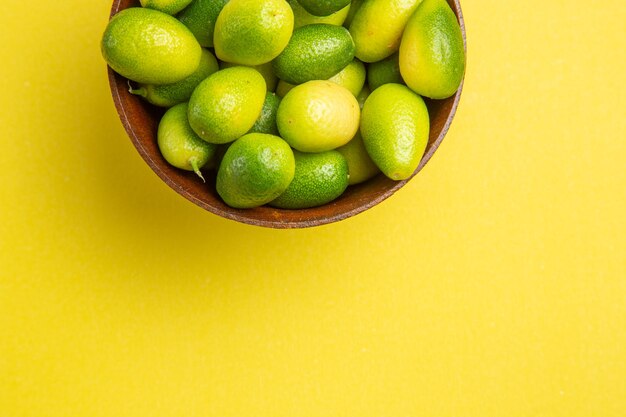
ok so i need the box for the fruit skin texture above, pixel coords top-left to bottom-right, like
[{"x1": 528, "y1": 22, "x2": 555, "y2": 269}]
[
  {"x1": 337, "y1": 131, "x2": 380, "y2": 185},
  {"x1": 140, "y1": 0, "x2": 193, "y2": 15},
  {"x1": 214, "y1": 0, "x2": 294, "y2": 66},
  {"x1": 273, "y1": 24, "x2": 355, "y2": 84},
  {"x1": 157, "y1": 103, "x2": 217, "y2": 180},
  {"x1": 188, "y1": 67, "x2": 266, "y2": 144},
  {"x1": 368, "y1": 52, "x2": 404, "y2": 91},
  {"x1": 343, "y1": 0, "x2": 363, "y2": 27},
  {"x1": 277, "y1": 80, "x2": 360, "y2": 153},
  {"x1": 249, "y1": 92, "x2": 281, "y2": 135},
  {"x1": 270, "y1": 150, "x2": 349, "y2": 209},
  {"x1": 328, "y1": 58, "x2": 366, "y2": 97},
  {"x1": 131, "y1": 49, "x2": 219, "y2": 107},
  {"x1": 400, "y1": 0, "x2": 465, "y2": 99},
  {"x1": 349, "y1": 0, "x2": 422, "y2": 63},
  {"x1": 361, "y1": 83, "x2": 430, "y2": 181},
  {"x1": 288, "y1": 0, "x2": 350, "y2": 29},
  {"x1": 177, "y1": 0, "x2": 229, "y2": 47},
  {"x1": 217, "y1": 134, "x2": 295, "y2": 209},
  {"x1": 101, "y1": 8, "x2": 202, "y2": 84},
  {"x1": 296, "y1": 0, "x2": 351, "y2": 17},
  {"x1": 220, "y1": 61, "x2": 278, "y2": 92}
]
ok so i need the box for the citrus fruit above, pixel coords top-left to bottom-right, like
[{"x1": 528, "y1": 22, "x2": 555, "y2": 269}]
[
  {"x1": 337, "y1": 132, "x2": 380, "y2": 185},
  {"x1": 356, "y1": 84, "x2": 370, "y2": 108},
  {"x1": 249, "y1": 92, "x2": 281, "y2": 135},
  {"x1": 288, "y1": 0, "x2": 350, "y2": 29},
  {"x1": 101, "y1": 8, "x2": 202, "y2": 84},
  {"x1": 328, "y1": 58, "x2": 366, "y2": 97},
  {"x1": 297, "y1": 0, "x2": 350, "y2": 17},
  {"x1": 188, "y1": 67, "x2": 266, "y2": 144},
  {"x1": 177, "y1": 0, "x2": 229, "y2": 47},
  {"x1": 367, "y1": 52, "x2": 404, "y2": 90},
  {"x1": 273, "y1": 24, "x2": 355, "y2": 84},
  {"x1": 217, "y1": 134, "x2": 295, "y2": 208},
  {"x1": 130, "y1": 48, "x2": 219, "y2": 107},
  {"x1": 349, "y1": 0, "x2": 422, "y2": 62},
  {"x1": 277, "y1": 80, "x2": 360, "y2": 152},
  {"x1": 157, "y1": 103, "x2": 217, "y2": 181},
  {"x1": 214, "y1": 0, "x2": 294, "y2": 66},
  {"x1": 220, "y1": 61, "x2": 278, "y2": 92},
  {"x1": 361, "y1": 83, "x2": 430, "y2": 180},
  {"x1": 275, "y1": 80, "x2": 296, "y2": 98},
  {"x1": 140, "y1": 0, "x2": 193, "y2": 15},
  {"x1": 400, "y1": 0, "x2": 465, "y2": 99},
  {"x1": 270, "y1": 150, "x2": 349, "y2": 209},
  {"x1": 343, "y1": 0, "x2": 362, "y2": 27}
]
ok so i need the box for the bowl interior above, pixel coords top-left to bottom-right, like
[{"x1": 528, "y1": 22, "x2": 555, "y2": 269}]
[{"x1": 108, "y1": 0, "x2": 465, "y2": 228}]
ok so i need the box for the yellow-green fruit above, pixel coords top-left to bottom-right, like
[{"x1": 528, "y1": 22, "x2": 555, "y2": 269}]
[
  {"x1": 337, "y1": 132, "x2": 380, "y2": 185},
  {"x1": 249, "y1": 92, "x2": 281, "y2": 135},
  {"x1": 220, "y1": 61, "x2": 278, "y2": 92},
  {"x1": 400, "y1": 0, "x2": 465, "y2": 99},
  {"x1": 214, "y1": 0, "x2": 294, "y2": 65},
  {"x1": 356, "y1": 85, "x2": 371, "y2": 108},
  {"x1": 131, "y1": 49, "x2": 219, "y2": 107},
  {"x1": 288, "y1": 0, "x2": 350, "y2": 29},
  {"x1": 328, "y1": 58, "x2": 366, "y2": 97},
  {"x1": 277, "y1": 80, "x2": 360, "y2": 153},
  {"x1": 344, "y1": 0, "x2": 362, "y2": 27},
  {"x1": 101, "y1": 8, "x2": 202, "y2": 84},
  {"x1": 297, "y1": 0, "x2": 350, "y2": 16},
  {"x1": 270, "y1": 150, "x2": 349, "y2": 209},
  {"x1": 349, "y1": 0, "x2": 422, "y2": 63},
  {"x1": 361, "y1": 83, "x2": 430, "y2": 180},
  {"x1": 177, "y1": 0, "x2": 229, "y2": 47},
  {"x1": 217, "y1": 134, "x2": 295, "y2": 209},
  {"x1": 157, "y1": 103, "x2": 217, "y2": 181},
  {"x1": 368, "y1": 52, "x2": 404, "y2": 91},
  {"x1": 188, "y1": 67, "x2": 266, "y2": 144},
  {"x1": 140, "y1": 0, "x2": 193, "y2": 15},
  {"x1": 275, "y1": 80, "x2": 296, "y2": 98}
]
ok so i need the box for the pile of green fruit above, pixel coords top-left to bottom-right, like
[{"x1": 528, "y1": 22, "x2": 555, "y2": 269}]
[{"x1": 102, "y1": 0, "x2": 465, "y2": 209}]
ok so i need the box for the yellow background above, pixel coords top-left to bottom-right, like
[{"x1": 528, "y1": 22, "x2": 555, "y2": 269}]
[{"x1": 1, "y1": 0, "x2": 625, "y2": 415}]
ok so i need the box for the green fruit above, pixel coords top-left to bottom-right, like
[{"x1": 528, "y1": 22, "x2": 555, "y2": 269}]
[
  {"x1": 399, "y1": 0, "x2": 465, "y2": 99},
  {"x1": 296, "y1": 0, "x2": 350, "y2": 17},
  {"x1": 270, "y1": 150, "x2": 349, "y2": 209},
  {"x1": 177, "y1": 0, "x2": 229, "y2": 47},
  {"x1": 277, "y1": 80, "x2": 360, "y2": 152},
  {"x1": 188, "y1": 67, "x2": 266, "y2": 144},
  {"x1": 349, "y1": 0, "x2": 422, "y2": 63},
  {"x1": 337, "y1": 132, "x2": 380, "y2": 185},
  {"x1": 367, "y1": 52, "x2": 404, "y2": 90},
  {"x1": 157, "y1": 103, "x2": 217, "y2": 181},
  {"x1": 140, "y1": 0, "x2": 193, "y2": 15},
  {"x1": 214, "y1": 0, "x2": 294, "y2": 65},
  {"x1": 343, "y1": 0, "x2": 362, "y2": 27},
  {"x1": 249, "y1": 92, "x2": 281, "y2": 135},
  {"x1": 356, "y1": 84, "x2": 370, "y2": 108},
  {"x1": 328, "y1": 58, "x2": 366, "y2": 97},
  {"x1": 101, "y1": 8, "x2": 202, "y2": 84},
  {"x1": 288, "y1": 0, "x2": 350, "y2": 29},
  {"x1": 273, "y1": 24, "x2": 355, "y2": 84},
  {"x1": 217, "y1": 134, "x2": 295, "y2": 208},
  {"x1": 361, "y1": 84, "x2": 430, "y2": 180},
  {"x1": 130, "y1": 49, "x2": 219, "y2": 107},
  {"x1": 220, "y1": 61, "x2": 278, "y2": 91},
  {"x1": 275, "y1": 80, "x2": 296, "y2": 98}
]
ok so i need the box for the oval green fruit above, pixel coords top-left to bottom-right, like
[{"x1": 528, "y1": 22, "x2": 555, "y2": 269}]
[
  {"x1": 249, "y1": 92, "x2": 281, "y2": 135},
  {"x1": 140, "y1": 0, "x2": 193, "y2": 15},
  {"x1": 328, "y1": 58, "x2": 366, "y2": 97},
  {"x1": 368, "y1": 52, "x2": 404, "y2": 91},
  {"x1": 177, "y1": 0, "x2": 229, "y2": 47},
  {"x1": 349, "y1": 0, "x2": 422, "y2": 63},
  {"x1": 343, "y1": 0, "x2": 363, "y2": 27},
  {"x1": 217, "y1": 134, "x2": 295, "y2": 209},
  {"x1": 337, "y1": 132, "x2": 380, "y2": 185},
  {"x1": 288, "y1": 0, "x2": 350, "y2": 29},
  {"x1": 131, "y1": 49, "x2": 219, "y2": 107},
  {"x1": 296, "y1": 0, "x2": 350, "y2": 17},
  {"x1": 101, "y1": 8, "x2": 202, "y2": 84},
  {"x1": 361, "y1": 83, "x2": 430, "y2": 181},
  {"x1": 400, "y1": 0, "x2": 465, "y2": 99},
  {"x1": 275, "y1": 80, "x2": 296, "y2": 98},
  {"x1": 188, "y1": 67, "x2": 266, "y2": 144},
  {"x1": 214, "y1": 0, "x2": 294, "y2": 66},
  {"x1": 158, "y1": 103, "x2": 217, "y2": 181},
  {"x1": 270, "y1": 150, "x2": 349, "y2": 209},
  {"x1": 273, "y1": 24, "x2": 355, "y2": 84},
  {"x1": 220, "y1": 61, "x2": 279, "y2": 92}
]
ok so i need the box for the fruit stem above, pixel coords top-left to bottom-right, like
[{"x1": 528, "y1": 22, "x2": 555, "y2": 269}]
[
  {"x1": 129, "y1": 87, "x2": 147, "y2": 98},
  {"x1": 190, "y1": 158, "x2": 206, "y2": 183}
]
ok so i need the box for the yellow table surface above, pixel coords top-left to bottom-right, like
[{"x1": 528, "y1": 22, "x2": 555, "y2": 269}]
[{"x1": 1, "y1": 0, "x2": 625, "y2": 415}]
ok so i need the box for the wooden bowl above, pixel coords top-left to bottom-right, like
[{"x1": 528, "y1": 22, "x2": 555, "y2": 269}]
[{"x1": 107, "y1": 0, "x2": 466, "y2": 228}]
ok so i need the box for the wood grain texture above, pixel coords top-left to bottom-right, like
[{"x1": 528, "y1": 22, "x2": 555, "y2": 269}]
[{"x1": 107, "y1": 0, "x2": 466, "y2": 228}]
